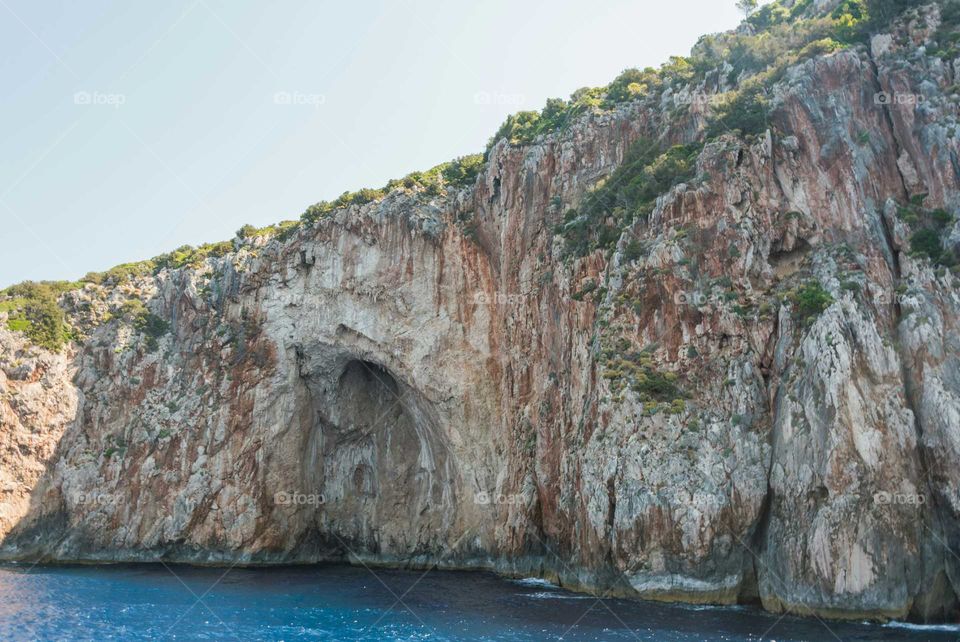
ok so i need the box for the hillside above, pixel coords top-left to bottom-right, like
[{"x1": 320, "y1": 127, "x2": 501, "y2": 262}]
[{"x1": 2, "y1": 0, "x2": 960, "y2": 623}]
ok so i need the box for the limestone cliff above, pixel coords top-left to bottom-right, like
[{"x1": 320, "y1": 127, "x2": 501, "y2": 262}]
[{"x1": 2, "y1": 0, "x2": 960, "y2": 624}]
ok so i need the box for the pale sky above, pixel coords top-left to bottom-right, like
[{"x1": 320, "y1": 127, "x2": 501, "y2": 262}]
[{"x1": 0, "y1": 0, "x2": 744, "y2": 285}]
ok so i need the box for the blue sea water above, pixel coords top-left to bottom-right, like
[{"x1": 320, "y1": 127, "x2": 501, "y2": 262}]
[{"x1": 0, "y1": 563, "x2": 956, "y2": 641}]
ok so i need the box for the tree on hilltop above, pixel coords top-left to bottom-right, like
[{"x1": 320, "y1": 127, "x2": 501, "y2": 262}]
[{"x1": 737, "y1": 0, "x2": 759, "y2": 17}]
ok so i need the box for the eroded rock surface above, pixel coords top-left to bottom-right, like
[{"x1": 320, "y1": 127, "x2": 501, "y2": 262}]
[{"x1": 1, "y1": 1, "x2": 959, "y2": 624}]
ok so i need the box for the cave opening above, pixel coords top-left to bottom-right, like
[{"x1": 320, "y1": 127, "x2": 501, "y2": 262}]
[
  {"x1": 299, "y1": 354, "x2": 455, "y2": 557},
  {"x1": 769, "y1": 237, "x2": 812, "y2": 279}
]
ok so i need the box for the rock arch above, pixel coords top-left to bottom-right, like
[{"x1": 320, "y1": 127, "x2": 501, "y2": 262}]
[{"x1": 298, "y1": 350, "x2": 457, "y2": 558}]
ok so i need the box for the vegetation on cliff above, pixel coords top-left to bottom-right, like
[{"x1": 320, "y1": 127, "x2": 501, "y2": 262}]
[
  {"x1": 120, "y1": 299, "x2": 171, "y2": 352},
  {"x1": 0, "y1": 281, "x2": 78, "y2": 350},
  {"x1": 0, "y1": 0, "x2": 943, "y2": 353},
  {"x1": 485, "y1": 0, "x2": 926, "y2": 151},
  {"x1": 299, "y1": 154, "x2": 485, "y2": 224},
  {"x1": 559, "y1": 138, "x2": 702, "y2": 257},
  {"x1": 899, "y1": 196, "x2": 959, "y2": 267}
]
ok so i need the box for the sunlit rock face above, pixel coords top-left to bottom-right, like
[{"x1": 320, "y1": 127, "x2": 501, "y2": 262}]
[{"x1": 1, "y1": 2, "x2": 959, "y2": 623}]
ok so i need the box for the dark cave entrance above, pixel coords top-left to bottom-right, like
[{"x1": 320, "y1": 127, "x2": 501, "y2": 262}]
[{"x1": 300, "y1": 355, "x2": 455, "y2": 556}]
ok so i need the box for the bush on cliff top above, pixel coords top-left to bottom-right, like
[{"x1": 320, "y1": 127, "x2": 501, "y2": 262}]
[
  {"x1": 2, "y1": 0, "x2": 930, "y2": 355},
  {"x1": 746, "y1": 0, "x2": 921, "y2": 43},
  {"x1": 81, "y1": 240, "x2": 234, "y2": 286},
  {"x1": 706, "y1": 79, "x2": 771, "y2": 139},
  {"x1": 3, "y1": 150, "x2": 486, "y2": 352},
  {"x1": 485, "y1": 60, "x2": 692, "y2": 153},
  {"x1": 487, "y1": 0, "x2": 923, "y2": 154},
  {"x1": 299, "y1": 154, "x2": 485, "y2": 224},
  {"x1": 1, "y1": 281, "x2": 78, "y2": 351}
]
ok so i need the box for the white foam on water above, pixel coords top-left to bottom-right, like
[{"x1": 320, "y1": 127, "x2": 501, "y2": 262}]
[
  {"x1": 522, "y1": 591, "x2": 593, "y2": 600},
  {"x1": 511, "y1": 577, "x2": 558, "y2": 589},
  {"x1": 884, "y1": 621, "x2": 960, "y2": 633},
  {"x1": 675, "y1": 603, "x2": 748, "y2": 613}
]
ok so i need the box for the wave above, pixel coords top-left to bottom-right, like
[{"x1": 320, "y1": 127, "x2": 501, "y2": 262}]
[
  {"x1": 522, "y1": 591, "x2": 593, "y2": 600},
  {"x1": 884, "y1": 621, "x2": 960, "y2": 633},
  {"x1": 511, "y1": 577, "x2": 558, "y2": 589},
  {"x1": 675, "y1": 603, "x2": 748, "y2": 613}
]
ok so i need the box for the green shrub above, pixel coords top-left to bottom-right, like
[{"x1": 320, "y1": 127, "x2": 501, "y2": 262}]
[
  {"x1": 623, "y1": 239, "x2": 644, "y2": 262},
  {"x1": 335, "y1": 187, "x2": 385, "y2": 208},
  {"x1": 7, "y1": 317, "x2": 31, "y2": 333},
  {"x1": 119, "y1": 298, "x2": 147, "y2": 319},
  {"x1": 10, "y1": 299, "x2": 70, "y2": 350},
  {"x1": 136, "y1": 312, "x2": 170, "y2": 353},
  {"x1": 577, "y1": 280, "x2": 597, "y2": 297},
  {"x1": 486, "y1": 59, "x2": 694, "y2": 153},
  {"x1": 300, "y1": 155, "x2": 487, "y2": 225},
  {"x1": 933, "y1": 2, "x2": 960, "y2": 57},
  {"x1": 789, "y1": 281, "x2": 834, "y2": 320},
  {"x1": 156, "y1": 242, "x2": 234, "y2": 270},
  {"x1": 865, "y1": 0, "x2": 925, "y2": 29},
  {"x1": 659, "y1": 56, "x2": 694, "y2": 85},
  {"x1": 120, "y1": 298, "x2": 169, "y2": 352},
  {"x1": 909, "y1": 228, "x2": 944, "y2": 264},
  {"x1": 707, "y1": 80, "x2": 770, "y2": 138},
  {"x1": 386, "y1": 166, "x2": 445, "y2": 196},
  {"x1": 632, "y1": 369, "x2": 683, "y2": 402},
  {"x1": 898, "y1": 200, "x2": 957, "y2": 267},
  {"x1": 441, "y1": 154, "x2": 485, "y2": 188},
  {"x1": 840, "y1": 280, "x2": 861, "y2": 292},
  {"x1": 830, "y1": 0, "x2": 869, "y2": 42},
  {"x1": 798, "y1": 37, "x2": 844, "y2": 58},
  {"x1": 83, "y1": 240, "x2": 234, "y2": 285},
  {"x1": 562, "y1": 138, "x2": 701, "y2": 257},
  {"x1": 299, "y1": 187, "x2": 388, "y2": 223},
  {"x1": 236, "y1": 224, "x2": 258, "y2": 239},
  {"x1": 747, "y1": 2, "x2": 791, "y2": 29},
  {"x1": 789, "y1": 0, "x2": 816, "y2": 19},
  {"x1": 488, "y1": 111, "x2": 542, "y2": 149},
  {"x1": 83, "y1": 260, "x2": 156, "y2": 285},
  {"x1": 603, "y1": 68, "x2": 657, "y2": 106},
  {"x1": 1, "y1": 281, "x2": 79, "y2": 351},
  {"x1": 300, "y1": 201, "x2": 335, "y2": 223},
  {"x1": 932, "y1": 208, "x2": 953, "y2": 227}
]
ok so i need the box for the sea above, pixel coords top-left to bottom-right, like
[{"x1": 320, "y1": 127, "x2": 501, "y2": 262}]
[{"x1": 0, "y1": 563, "x2": 957, "y2": 641}]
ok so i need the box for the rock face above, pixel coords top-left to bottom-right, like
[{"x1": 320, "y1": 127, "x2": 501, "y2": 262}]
[{"x1": 2, "y1": 1, "x2": 960, "y2": 624}]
